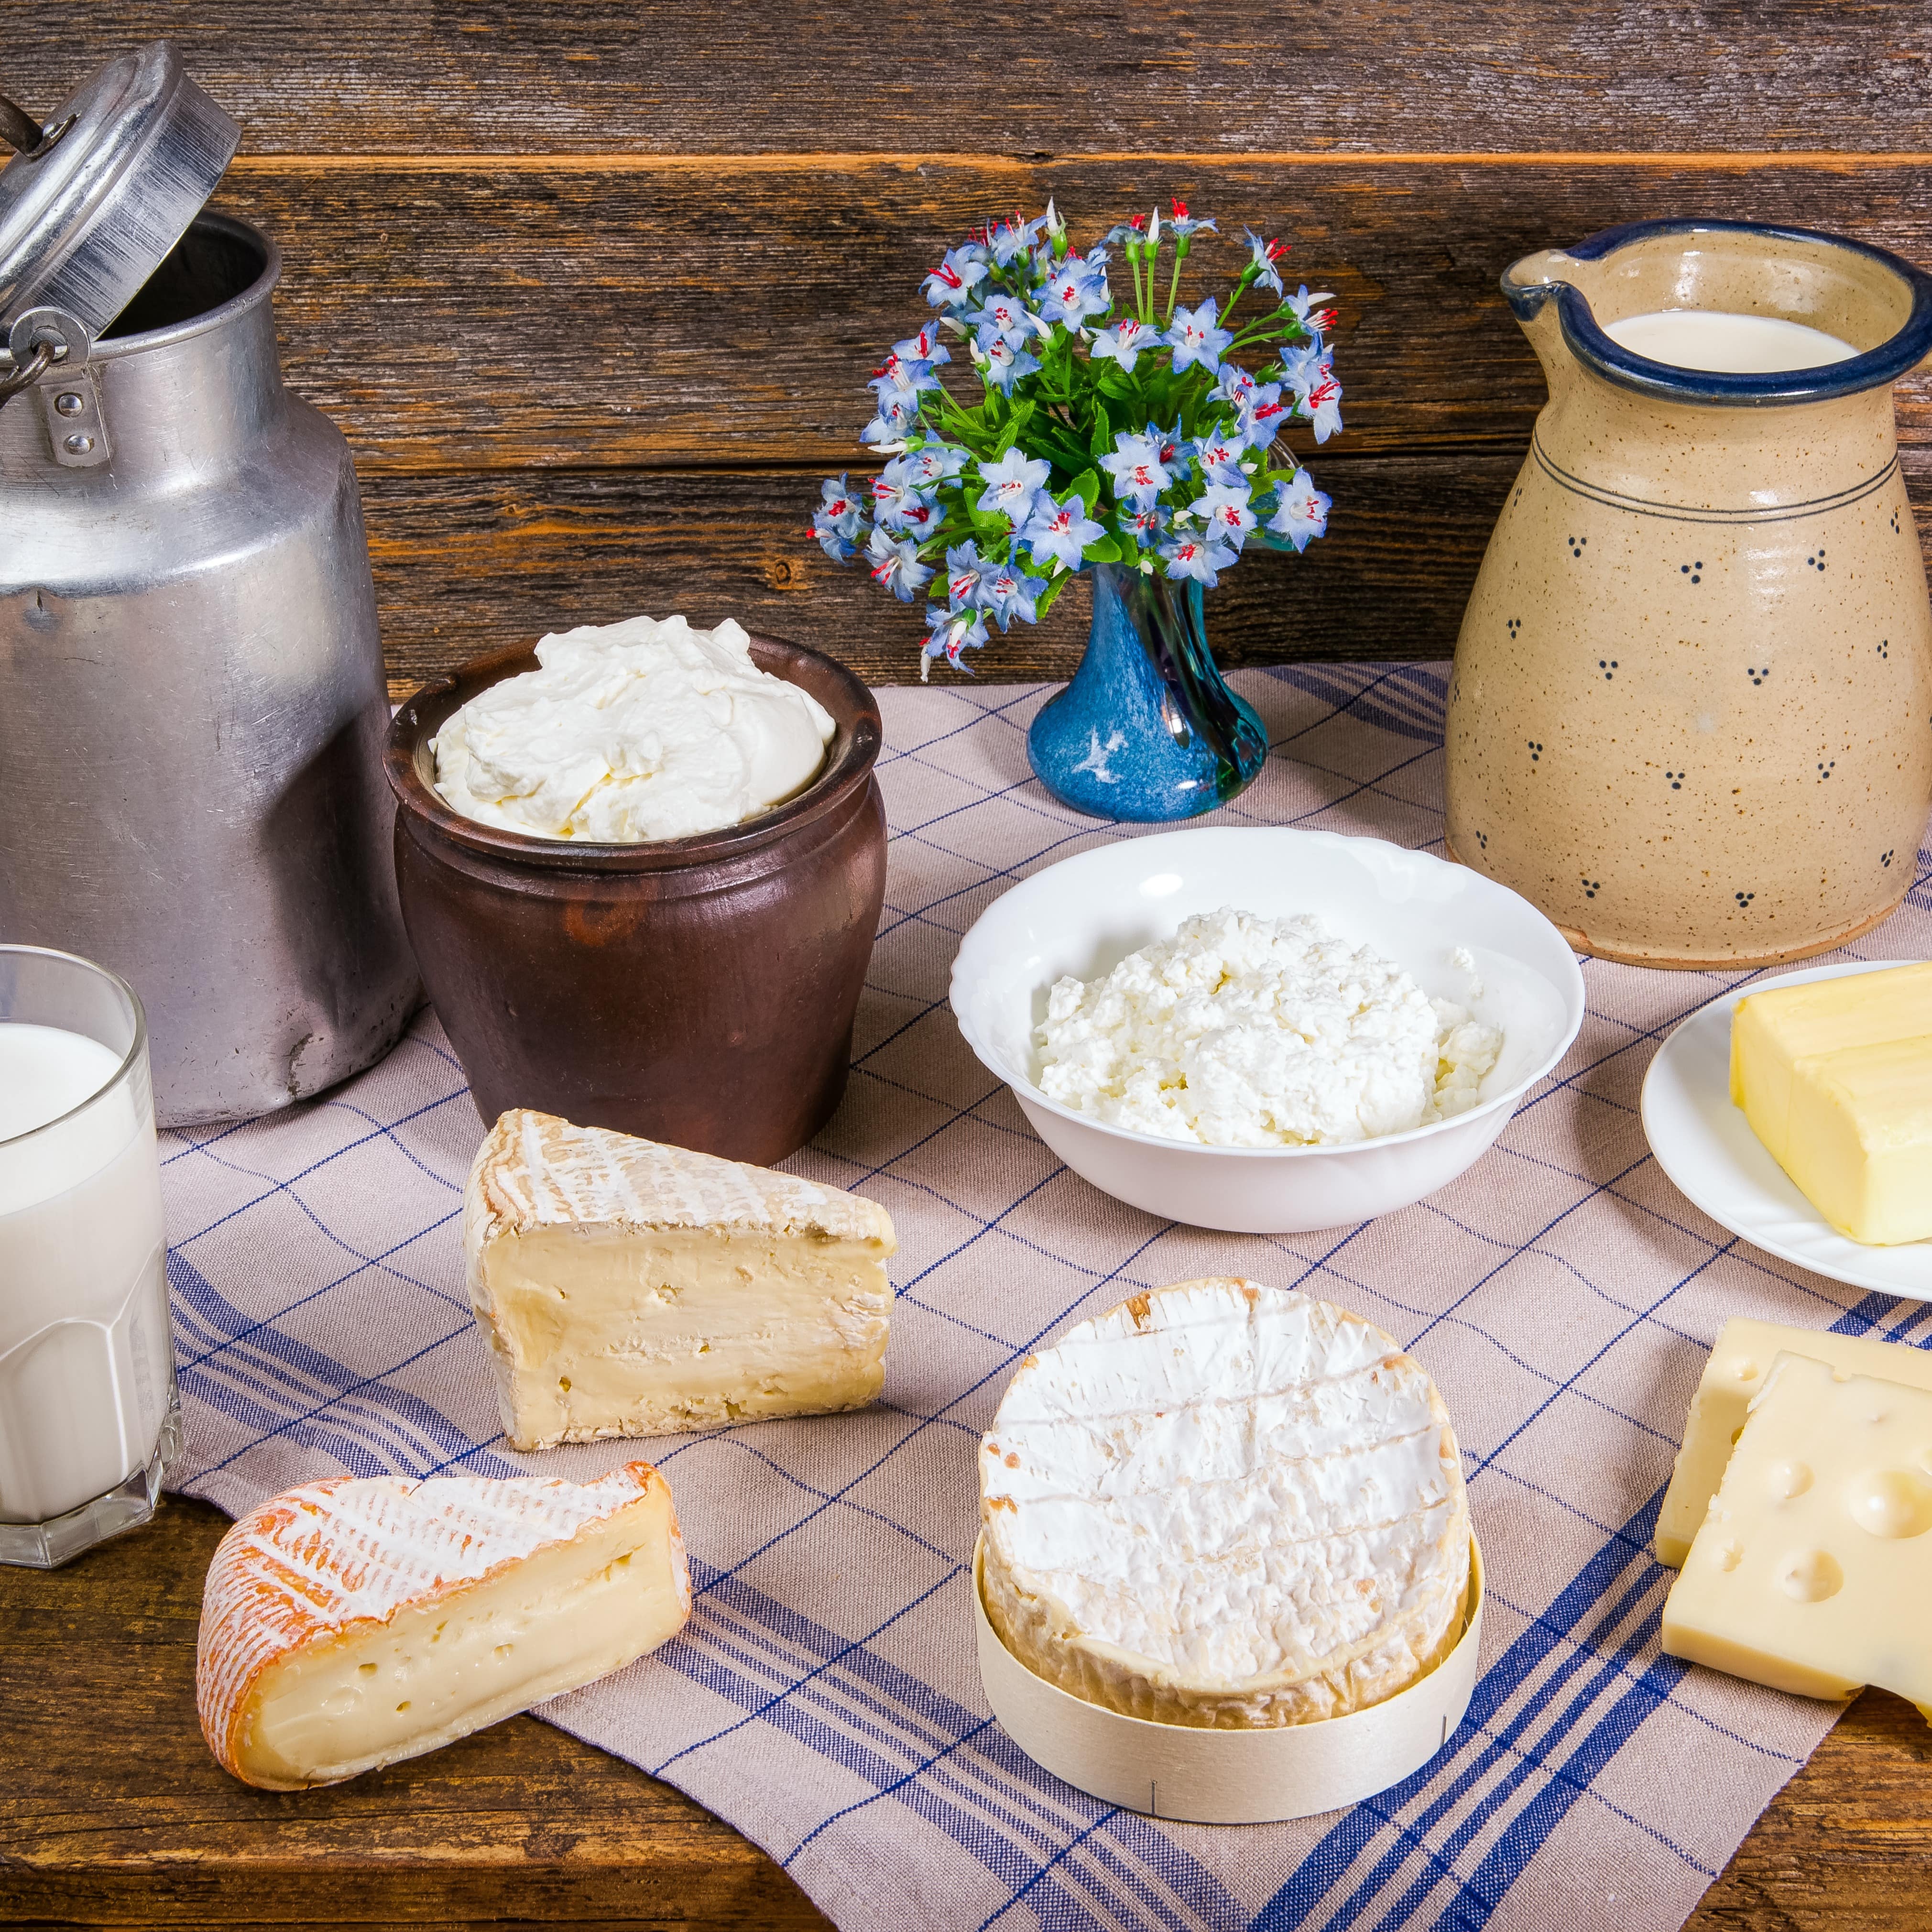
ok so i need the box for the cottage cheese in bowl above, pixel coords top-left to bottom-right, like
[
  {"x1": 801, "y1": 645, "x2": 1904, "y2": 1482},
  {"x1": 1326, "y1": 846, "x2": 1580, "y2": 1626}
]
[
  {"x1": 431, "y1": 614, "x2": 836, "y2": 843},
  {"x1": 1037, "y1": 908, "x2": 1503, "y2": 1148},
  {"x1": 948, "y1": 826, "x2": 1586, "y2": 1232}
]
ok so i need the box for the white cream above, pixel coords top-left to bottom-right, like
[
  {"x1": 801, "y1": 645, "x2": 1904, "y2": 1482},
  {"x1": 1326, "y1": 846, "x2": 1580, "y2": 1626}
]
[
  {"x1": 431, "y1": 613, "x2": 836, "y2": 843},
  {"x1": 1035, "y1": 908, "x2": 1502, "y2": 1148},
  {"x1": 1602, "y1": 310, "x2": 1858, "y2": 374}
]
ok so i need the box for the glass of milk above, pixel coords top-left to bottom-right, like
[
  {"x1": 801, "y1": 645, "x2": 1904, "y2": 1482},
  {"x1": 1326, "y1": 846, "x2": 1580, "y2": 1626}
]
[{"x1": 0, "y1": 946, "x2": 176, "y2": 1567}]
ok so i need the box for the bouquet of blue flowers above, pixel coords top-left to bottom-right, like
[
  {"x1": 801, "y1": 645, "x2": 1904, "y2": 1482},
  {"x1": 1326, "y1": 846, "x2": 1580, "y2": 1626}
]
[{"x1": 810, "y1": 199, "x2": 1341, "y2": 675}]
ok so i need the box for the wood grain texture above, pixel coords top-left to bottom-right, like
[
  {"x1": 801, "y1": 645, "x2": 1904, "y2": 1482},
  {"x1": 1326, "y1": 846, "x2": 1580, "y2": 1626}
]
[
  {"x1": 3, "y1": 1493, "x2": 1931, "y2": 1929},
  {"x1": 361, "y1": 453, "x2": 1523, "y2": 692},
  {"x1": 172, "y1": 159, "x2": 1932, "y2": 474},
  {"x1": 0, "y1": 1495, "x2": 831, "y2": 1929},
  {"x1": 11, "y1": 5, "x2": 1932, "y2": 154}
]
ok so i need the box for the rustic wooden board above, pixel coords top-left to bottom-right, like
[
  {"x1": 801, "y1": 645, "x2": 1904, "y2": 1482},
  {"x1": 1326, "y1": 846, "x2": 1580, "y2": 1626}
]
[
  {"x1": 174, "y1": 158, "x2": 1932, "y2": 474},
  {"x1": 3, "y1": 1493, "x2": 1930, "y2": 1928},
  {"x1": 360, "y1": 453, "x2": 1526, "y2": 691},
  {"x1": 12, "y1": 5, "x2": 1932, "y2": 154}
]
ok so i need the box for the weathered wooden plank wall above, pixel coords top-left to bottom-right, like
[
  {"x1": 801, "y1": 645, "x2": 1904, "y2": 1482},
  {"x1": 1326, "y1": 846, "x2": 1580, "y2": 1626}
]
[{"x1": 16, "y1": 6, "x2": 1932, "y2": 689}]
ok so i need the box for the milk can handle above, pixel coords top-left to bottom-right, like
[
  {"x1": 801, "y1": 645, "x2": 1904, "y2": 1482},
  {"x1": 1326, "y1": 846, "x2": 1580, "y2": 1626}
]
[
  {"x1": 0, "y1": 91, "x2": 74, "y2": 159},
  {"x1": 0, "y1": 338, "x2": 55, "y2": 405}
]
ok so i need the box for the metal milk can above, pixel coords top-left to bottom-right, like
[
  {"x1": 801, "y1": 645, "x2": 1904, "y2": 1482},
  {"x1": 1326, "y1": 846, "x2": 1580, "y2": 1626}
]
[{"x1": 0, "y1": 44, "x2": 417, "y2": 1123}]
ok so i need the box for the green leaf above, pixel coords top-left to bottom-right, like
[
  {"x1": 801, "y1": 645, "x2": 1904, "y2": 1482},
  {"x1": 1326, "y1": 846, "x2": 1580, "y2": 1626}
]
[
  {"x1": 1034, "y1": 574, "x2": 1070, "y2": 621},
  {"x1": 1087, "y1": 407, "x2": 1113, "y2": 462},
  {"x1": 1081, "y1": 535, "x2": 1123, "y2": 564},
  {"x1": 1065, "y1": 466, "x2": 1101, "y2": 513}
]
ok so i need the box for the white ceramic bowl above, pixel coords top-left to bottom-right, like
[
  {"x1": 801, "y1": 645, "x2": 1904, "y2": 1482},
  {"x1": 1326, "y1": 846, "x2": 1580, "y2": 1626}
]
[{"x1": 949, "y1": 827, "x2": 1585, "y2": 1233}]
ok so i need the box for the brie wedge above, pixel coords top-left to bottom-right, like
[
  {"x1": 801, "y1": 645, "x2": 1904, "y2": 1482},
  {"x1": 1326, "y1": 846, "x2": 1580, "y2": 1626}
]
[
  {"x1": 196, "y1": 1462, "x2": 689, "y2": 1790},
  {"x1": 981, "y1": 1278, "x2": 1470, "y2": 1728},
  {"x1": 464, "y1": 1109, "x2": 896, "y2": 1449}
]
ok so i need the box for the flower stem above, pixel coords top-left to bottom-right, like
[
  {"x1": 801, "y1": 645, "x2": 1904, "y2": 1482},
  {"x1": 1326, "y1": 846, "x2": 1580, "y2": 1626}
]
[{"x1": 1164, "y1": 242, "x2": 1188, "y2": 326}]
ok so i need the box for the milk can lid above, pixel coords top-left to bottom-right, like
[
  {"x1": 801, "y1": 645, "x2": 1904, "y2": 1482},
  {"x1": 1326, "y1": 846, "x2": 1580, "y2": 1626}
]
[{"x1": 0, "y1": 41, "x2": 240, "y2": 373}]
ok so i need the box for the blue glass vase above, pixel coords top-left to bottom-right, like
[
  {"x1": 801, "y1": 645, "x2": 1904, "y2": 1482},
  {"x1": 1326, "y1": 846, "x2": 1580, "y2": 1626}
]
[{"x1": 1026, "y1": 562, "x2": 1268, "y2": 820}]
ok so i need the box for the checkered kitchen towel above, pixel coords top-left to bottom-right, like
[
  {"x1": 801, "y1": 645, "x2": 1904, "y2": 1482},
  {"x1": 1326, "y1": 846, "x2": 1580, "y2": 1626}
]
[{"x1": 160, "y1": 665, "x2": 1932, "y2": 1932}]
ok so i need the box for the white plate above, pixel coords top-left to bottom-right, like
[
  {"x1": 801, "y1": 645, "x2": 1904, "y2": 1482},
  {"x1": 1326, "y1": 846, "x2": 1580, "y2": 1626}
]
[
  {"x1": 948, "y1": 826, "x2": 1585, "y2": 1233},
  {"x1": 1640, "y1": 959, "x2": 1932, "y2": 1298}
]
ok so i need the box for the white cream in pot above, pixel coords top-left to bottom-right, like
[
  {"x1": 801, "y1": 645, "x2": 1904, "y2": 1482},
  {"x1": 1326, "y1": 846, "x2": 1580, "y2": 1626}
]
[{"x1": 431, "y1": 614, "x2": 837, "y2": 843}]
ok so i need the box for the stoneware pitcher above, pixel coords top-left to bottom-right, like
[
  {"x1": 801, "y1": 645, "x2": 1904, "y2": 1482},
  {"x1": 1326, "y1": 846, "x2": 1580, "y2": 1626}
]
[{"x1": 1444, "y1": 220, "x2": 1932, "y2": 967}]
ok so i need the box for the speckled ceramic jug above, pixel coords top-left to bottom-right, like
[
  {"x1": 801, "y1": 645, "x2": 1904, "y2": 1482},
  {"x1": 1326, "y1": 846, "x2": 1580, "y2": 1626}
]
[{"x1": 1445, "y1": 220, "x2": 1932, "y2": 967}]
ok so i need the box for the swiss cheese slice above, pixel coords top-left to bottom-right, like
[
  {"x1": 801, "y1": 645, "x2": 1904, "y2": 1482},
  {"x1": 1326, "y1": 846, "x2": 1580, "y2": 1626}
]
[
  {"x1": 980, "y1": 1278, "x2": 1471, "y2": 1729},
  {"x1": 464, "y1": 1109, "x2": 896, "y2": 1449},
  {"x1": 1656, "y1": 1317, "x2": 1932, "y2": 1567},
  {"x1": 196, "y1": 1462, "x2": 689, "y2": 1790},
  {"x1": 1662, "y1": 1353, "x2": 1932, "y2": 1712}
]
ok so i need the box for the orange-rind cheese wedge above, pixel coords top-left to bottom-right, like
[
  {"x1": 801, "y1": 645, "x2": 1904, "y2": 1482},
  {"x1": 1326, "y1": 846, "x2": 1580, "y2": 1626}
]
[{"x1": 196, "y1": 1461, "x2": 690, "y2": 1789}]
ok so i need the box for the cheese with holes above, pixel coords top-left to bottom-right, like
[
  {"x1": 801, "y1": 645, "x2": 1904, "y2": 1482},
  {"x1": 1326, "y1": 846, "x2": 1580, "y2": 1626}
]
[
  {"x1": 1731, "y1": 964, "x2": 1932, "y2": 1244},
  {"x1": 979, "y1": 1278, "x2": 1471, "y2": 1729},
  {"x1": 464, "y1": 1109, "x2": 895, "y2": 1449},
  {"x1": 1656, "y1": 1318, "x2": 1932, "y2": 1567},
  {"x1": 196, "y1": 1462, "x2": 689, "y2": 1789},
  {"x1": 1662, "y1": 1353, "x2": 1932, "y2": 1715}
]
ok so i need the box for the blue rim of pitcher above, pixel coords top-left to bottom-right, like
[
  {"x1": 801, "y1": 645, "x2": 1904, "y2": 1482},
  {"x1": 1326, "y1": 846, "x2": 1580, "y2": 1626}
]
[{"x1": 1502, "y1": 218, "x2": 1932, "y2": 405}]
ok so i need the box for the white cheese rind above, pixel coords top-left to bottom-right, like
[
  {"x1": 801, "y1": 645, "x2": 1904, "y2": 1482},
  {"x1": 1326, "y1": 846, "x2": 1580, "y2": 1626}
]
[
  {"x1": 981, "y1": 1278, "x2": 1470, "y2": 1729},
  {"x1": 465, "y1": 1110, "x2": 896, "y2": 1449},
  {"x1": 196, "y1": 1462, "x2": 690, "y2": 1789}
]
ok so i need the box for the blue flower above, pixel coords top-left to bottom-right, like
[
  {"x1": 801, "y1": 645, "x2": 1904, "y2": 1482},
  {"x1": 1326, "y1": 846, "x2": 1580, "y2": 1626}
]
[
  {"x1": 980, "y1": 335, "x2": 1043, "y2": 396},
  {"x1": 944, "y1": 540, "x2": 993, "y2": 609},
  {"x1": 1119, "y1": 503, "x2": 1167, "y2": 545},
  {"x1": 899, "y1": 441, "x2": 971, "y2": 487},
  {"x1": 1283, "y1": 284, "x2": 1336, "y2": 337},
  {"x1": 922, "y1": 598, "x2": 990, "y2": 670},
  {"x1": 811, "y1": 474, "x2": 867, "y2": 559},
  {"x1": 1037, "y1": 262, "x2": 1110, "y2": 327},
  {"x1": 861, "y1": 389, "x2": 920, "y2": 448},
  {"x1": 1238, "y1": 391, "x2": 1294, "y2": 454},
  {"x1": 866, "y1": 526, "x2": 935, "y2": 602},
  {"x1": 981, "y1": 562, "x2": 1047, "y2": 630},
  {"x1": 1188, "y1": 480, "x2": 1258, "y2": 552},
  {"x1": 1022, "y1": 491, "x2": 1108, "y2": 574},
  {"x1": 1090, "y1": 316, "x2": 1157, "y2": 372},
  {"x1": 923, "y1": 247, "x2": 990, "y2": 308},
  {"x1": 873, "y1": 462, "x2": 942, "y2": 536},
  {"x1": 1266, "y1": 469, "x2": 1331, "y2": 551},
  {"x1": 894, "y1": 323, "x2": 952, "y2": 367},
  {"x1": 1148, "y1": 417, "x2": 1195, "y2": 486},
  {"x1": 1191, "y1": 441, "x2": 1248, "y2": 488},
  {"x1": 970, "y1": 293, "x2": 1035, "y2": 352},
  {"x1": 1157, "y1": 533, "x2": 1237, "y2": 586},
  {"x1": 1241, "y1": 227, "x2": 1288, "y2": 295},
  {"x1": 1167, "y1": 198, "x2": 1218, "y2": 241},
  {"x1": 1099, "y1": 429, "x2": 1174, "y2": 509},
  {"x1": 974, "y1": 448, "x2": 1053, "y2": 522},
  {"x1": 1100, "y1": 218, "x2": 1147, "y2": 248},
  {"x1": 869, "y1": 352, "x2": 941, "y2": 404},
  {"x1": 1166, "y1": 297, "x2": 1233, "y2": 376},
  {"x1": 1213, "y1": 361, "x2": 1259, "y2": 410},
  {"x1": 1301, "y1": 366, "x2": 1343, "y2": 443},
  {"x1": 988, "y1": 213, "x2": 1048, "y2": 267}
]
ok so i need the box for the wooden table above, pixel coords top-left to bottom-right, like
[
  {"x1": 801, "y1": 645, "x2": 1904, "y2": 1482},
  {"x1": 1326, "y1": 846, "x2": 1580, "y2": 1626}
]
[{"x1": 2, "y1": 1497, "x2": 1928, "y2": 1929}]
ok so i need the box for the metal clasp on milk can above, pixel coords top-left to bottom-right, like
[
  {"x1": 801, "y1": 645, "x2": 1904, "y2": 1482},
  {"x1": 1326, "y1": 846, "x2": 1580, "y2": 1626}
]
[{"x1": 0, "y1": 43, "x2": 418, "y2": 1123}]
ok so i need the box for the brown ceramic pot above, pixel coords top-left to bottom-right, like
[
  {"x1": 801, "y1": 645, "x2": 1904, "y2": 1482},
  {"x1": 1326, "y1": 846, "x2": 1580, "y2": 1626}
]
[{"x1": 385, "y1": 636, "x2": 886, "y2": 1165}]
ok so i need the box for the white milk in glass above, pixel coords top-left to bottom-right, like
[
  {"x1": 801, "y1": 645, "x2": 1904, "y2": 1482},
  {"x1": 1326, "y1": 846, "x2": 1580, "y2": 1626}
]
[
  {"x1": 1603, "y1": 310, "x2": 1859, "y2": 373},
  {"x1": 0, "y1": 1023, "x2": 171, "y2": 1524}
]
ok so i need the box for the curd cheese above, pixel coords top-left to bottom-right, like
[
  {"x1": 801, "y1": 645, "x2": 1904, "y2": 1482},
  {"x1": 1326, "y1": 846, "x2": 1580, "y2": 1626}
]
[
  {"x1": 1036, "y1": 908, "x2": 1502, "y2": 1146},
  {"x1": 431, "y1": 613, "x2": 836, "y2": 843}
]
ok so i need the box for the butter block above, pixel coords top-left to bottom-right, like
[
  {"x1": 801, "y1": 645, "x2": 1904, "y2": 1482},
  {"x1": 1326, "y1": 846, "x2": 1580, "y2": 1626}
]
[
  {"x1": 1656, "y1": 1318, "x2": 1932, "y2": 1567},
  {"x1": 1662, "y1": 1354, "x2": 1932, "y2": 1710},
  {"x1": 464, "y1": 1109, "x2": 896, "y2": 1449},
  {"x1": 1730, "y1": 963, "x2": 1932, "y2": 1244}
]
